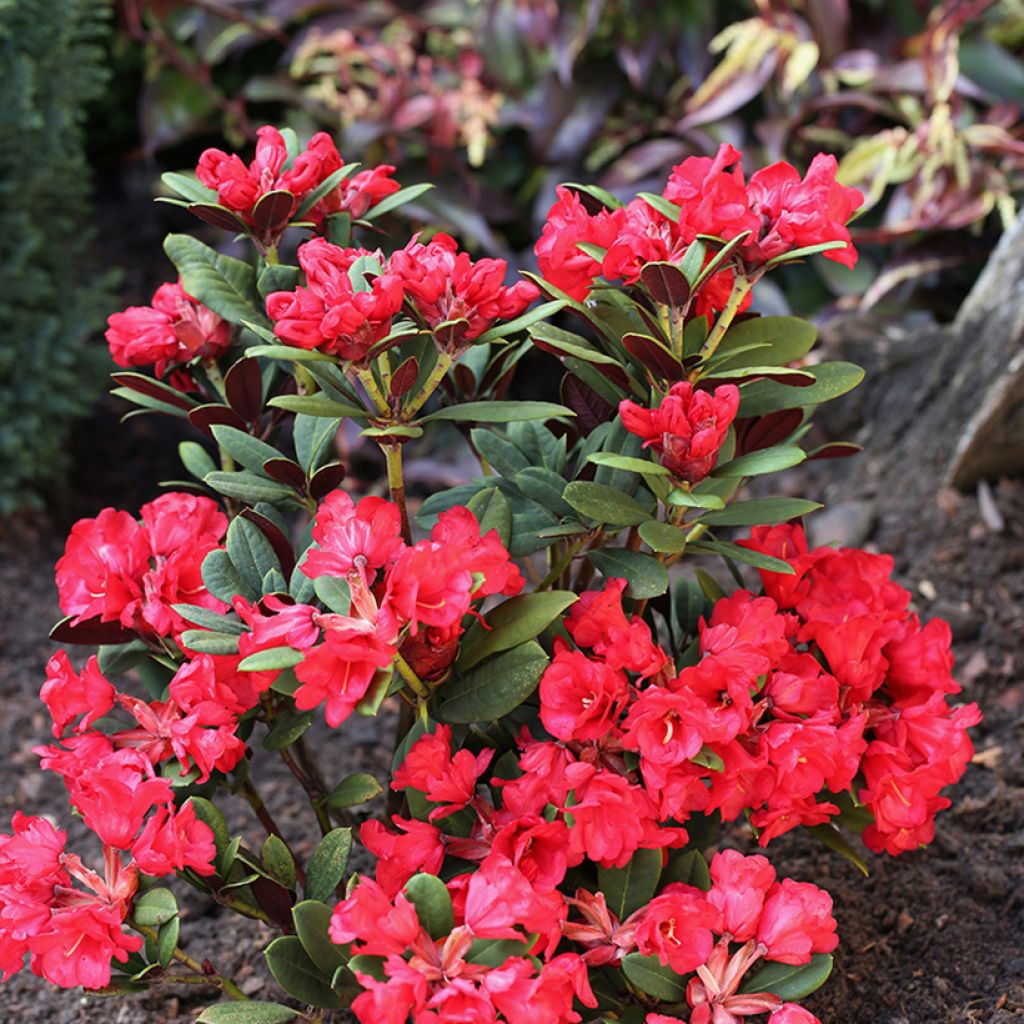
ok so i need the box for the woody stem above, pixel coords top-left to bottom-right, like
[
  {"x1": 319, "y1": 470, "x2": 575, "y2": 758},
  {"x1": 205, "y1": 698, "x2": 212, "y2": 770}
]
[
  {"x1": 135, "y1": 925, "x2": 249, "y2": 1001},
  {"x1": 401, "y1": 351, "x2": 453, "y2": 420},
  {"x1": 383, "y1": 442, "x2": 413, "y2": 545},
  {"x1": 238, "y1": 779, "x2": 306, "y2": 887},
  {"x1": 692, "y1": 275, "x2": 752, "y2": 373},
  {"x1": 356, "y1": 367, "x2": 391, "y2": 416},
  {"x1": 393, "y1": 650, "x2": 430, "y2": 699}
]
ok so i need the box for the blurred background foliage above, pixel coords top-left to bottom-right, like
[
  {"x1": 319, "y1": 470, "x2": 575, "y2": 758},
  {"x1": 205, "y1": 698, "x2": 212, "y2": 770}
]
[{"x1": 109, "y1": 0, "x2": 1024, "y2": 319}]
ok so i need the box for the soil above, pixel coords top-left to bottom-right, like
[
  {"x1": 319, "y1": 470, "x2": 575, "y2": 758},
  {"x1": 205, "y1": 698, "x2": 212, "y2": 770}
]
[{"x1": 1, "y1": 169, "x2": 1020, "y2": 1023}]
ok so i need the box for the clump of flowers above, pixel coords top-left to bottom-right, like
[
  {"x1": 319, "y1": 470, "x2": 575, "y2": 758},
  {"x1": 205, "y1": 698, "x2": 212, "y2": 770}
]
[{"x1": 2, "y1": 126, "x2": 978, "y2": 1022}]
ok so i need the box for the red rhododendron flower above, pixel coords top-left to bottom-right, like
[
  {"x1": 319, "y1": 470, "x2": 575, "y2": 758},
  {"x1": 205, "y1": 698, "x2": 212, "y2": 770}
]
[
  {"x1": 361, "y1": 817, "x2": 445, "y2": 898},
  {"x1": 131, "y1": 802, "x2": 216, "y2": 878},
  {"x1": 756, "y1": 879, "x2": 839, "y2": 965},
  {"x1": 391, "y1": 232, "x2": 539, "y2": 347},
  {"x1": 302, "y1": 491, "x2": 405, "y2": 581},
  {"x1": 40, "y1": 652, "x2": 115, "y2": 738},
  {"x1": 539, "y1": 643, "x2": 629, "y2": 742},
  {"x1": 635, "y1": 884, "x2": 717, "y2": 974},
  {"x1": 745, "y1": 154, "x2": 863, "y2": 269},
  {"x1": 620, "y1": 382, "x2": 740, "y2": 484},
  {"x1": 706, "y1": 849, "x2": 776, "y2": 941},
  {"x1": 56, "y1": 493, "x2": 227, "y2": 638},
  {"x1": 392, "y1": 725, "x2": 493, "y2": 819},
  {"x1": 329, "y1": 878, "x2": 421, "y2": 957},
  {"x1": 106, "y1": 279, "x2": 231, "y2": 377},
  {"x1": 266, "y1": 239, "x2": 404, "y2": 361},
  {"x1": 663, "y1": 144, "x2": 760, "y2": 242},
  {"x1": 535, "y1": 186, "x2": 624, "y2": 301}
]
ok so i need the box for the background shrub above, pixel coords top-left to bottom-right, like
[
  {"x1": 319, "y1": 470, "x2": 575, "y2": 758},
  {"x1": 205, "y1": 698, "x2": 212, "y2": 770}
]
[{"x1": 0, "y1": 0, "x2": 112, "y2": 513}]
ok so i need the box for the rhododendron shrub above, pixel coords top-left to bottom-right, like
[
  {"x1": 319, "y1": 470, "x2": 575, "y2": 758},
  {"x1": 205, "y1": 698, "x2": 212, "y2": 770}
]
[{"x1": 5, "y1": 128, "x2": 979, "y2": 1022}]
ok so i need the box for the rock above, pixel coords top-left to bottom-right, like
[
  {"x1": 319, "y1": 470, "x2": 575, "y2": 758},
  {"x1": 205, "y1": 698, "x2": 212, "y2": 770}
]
[{"x1": 807, "y1": 499, "x2": 876, "y2": 548}]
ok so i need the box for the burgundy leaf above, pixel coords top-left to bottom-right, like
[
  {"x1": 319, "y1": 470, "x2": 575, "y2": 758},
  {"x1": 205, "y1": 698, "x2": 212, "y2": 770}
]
[
  {"x1": 391, "y1": 357, "x2": 420, "y2": 399},
  {"x1": 188, "y1": 203, "x2": 250, "y2": 233},
  {"x1": 640, "y1": 262, "x2": 692, "y2": 309},
  {"x1": 734, "y1": 409, "x2": 804, "y2": 455},
  {"x1": 622, "y1": 333, "x2": 685, "y2": 381},
  {"x1": 188, "y1": 403, "x2": 248, "y2": 438},
  {"x1": 251, "y1": 189, "x2": 296, "y2": 234},
  {"x1": 262, "y1": 458, "x2": 307, "y2": 491},
  {"x1": 561, "y1": 374, "x2": 614, "y2": 434},
  {"x1": 240, "y1": 508, "x2": 297, "y2": 579},
  {"x1": 309, "y1": 462, "x2": 346, "y2": 501},
  {"x1": 50, "y1": 615, "x2": 137, "y2": 646},
  {"x1": 225, "y1": 358, "x2": 265, "y2": 423},
  {"x1": 110, "y1": 372, "x2": 196, "y2": 411}
]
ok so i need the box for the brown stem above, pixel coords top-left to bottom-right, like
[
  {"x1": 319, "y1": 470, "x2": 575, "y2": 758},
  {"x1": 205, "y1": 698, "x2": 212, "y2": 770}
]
[{"x1": 238, "y1": 779, "x2": 306, "y2": 887}]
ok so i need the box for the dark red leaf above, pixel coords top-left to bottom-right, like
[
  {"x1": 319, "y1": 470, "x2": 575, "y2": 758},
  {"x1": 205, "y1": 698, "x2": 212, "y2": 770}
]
[
  {"x1": 262, "y1": 458, "x2": 307, "y2": 491},
  {"x1": 187, "y1": 203, "x2": 250, "y2": 233},
  {"x1": 734, "y1": 409, "x2": 804, "y2": 455},
  {"x1": 808, "y1": 442, "x2": 863, "y2": 461},
  {"x1": 248, "y1": 876, "x2": 296, "y2": 932},
  {"x1": 639, "y1": 262, "x2": 692, "y2": 308},
  {"x1": 251, "y1": 189, "x2": 296, "y2": 235},
  {"x1": 50, "y1": 615, "x2": 137, "y2": 646},
  {"x1": 225, "y1": 358, "x2": 265, "y2": 423},
  {"x1": 110, "y1": 372, "x2": 196, "y2": 411},
  {"x1": 622, "y1": 333, "x2": 685, "y2": 381},
  {"x1": 188, "y1": 404, "x2": 248, "y2": 438},
  {"x1": 561, "y1": 374, "x2": 614, "y2": 434},
  {"x1": 391, "y1": 357, "x2": 420, "y2": 399},
  {"x1": 309, "y1": 462, "x2": 346, "y2": 501},
  {"x1": 240, "y1": 508, "x2": 297, "y2": 578}
]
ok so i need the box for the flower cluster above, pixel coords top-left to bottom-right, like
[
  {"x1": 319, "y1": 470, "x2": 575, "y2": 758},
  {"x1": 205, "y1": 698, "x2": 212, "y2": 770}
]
[
  {"x1": 536, "y1": 145, "x2": 862, "y2": 308},
  {"x1": 55, "y1": 492, "x2": 227, "y2": 638},
  {"x1": 0, "y1": 815, "x2": 142, "y2": 990},
  {"x1": 266, "y1": 232, "x2": 538, "y2": 363},
  {"x1": 236, "y1": 492, "x2": 523, "y2": 727},
  {"x1": 197, "y1": 125, "x2": 399, "y2": 231},
  {"x1": 505, "y1": 527, "x2": 978, "y2": 861},
  {"x1": 105, "y1": 279, "x2": 231, "y2": 378},
  {"x1": 620, "y1": 382, "x2": 741, "y2": 484}
]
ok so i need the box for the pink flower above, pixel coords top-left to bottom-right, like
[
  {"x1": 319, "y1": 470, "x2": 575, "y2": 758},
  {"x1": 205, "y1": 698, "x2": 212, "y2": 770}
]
[
  {"x1": 707, "y1": 849, "x2": 776, "y2": 942},
  {"x1": 105, "y1": 279, "x2": 230, "y2": 376},
  {"x1": 303, "y1": 491, "x2": 405, "y2": 582},
  {"x1": 757, "y1": 879, "x2": 838, "y2": 965},
  {"x1": 620, "y1": 382, "x2": 740, "y2": 484},
  {"x1": 635, "y1": 884, "x2": 717, "y2": 975}
]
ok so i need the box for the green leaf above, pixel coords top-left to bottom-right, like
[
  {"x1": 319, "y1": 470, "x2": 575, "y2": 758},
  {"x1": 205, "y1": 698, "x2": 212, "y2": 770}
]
[
  {"x1": 239, "y1": 646, "x2": 304, "y2": 672},
  {"x1": 404, "y1": 874, "x2": 455, "y2": 939},
  {"x1": 586, "y1": 453, "x2": 671, "y2": 477},
  {"x1": 132, "y1": 887, "x2": 178, "y2": 928},
  {"x1": 663, "y1": 849, "x2": 712, "y2": 890},
  {"x1": 326, "y1": 772, "x2": 384, "y2": 808},
  {"x1": 268, "y1": 393, "x2": 367, "y2": 418},
  {"x1": 665, "y1": 489, "x2": 727, "y2": 510},
  {"x1": 477, "y1": 300, "x2": 567, "y2": 343},
  {"x1": 738, "y1": 362, "x2": 865, "y2": 418},
  {"x1": 247, "y1": 344, "x2": 335, "y2": 363},
  {"x1": 263, "y1": 709, "x2": 314, "y2": 751},
  {"x1": 689, "y1": 539, "x2": 796, "y2": 575},
  {"x1": 740, "y1": 953, "x2": 834, "y2": 1000},
  {"x1": 765, "y1": 240, "x2": 848, "y2": 266},
  {"x1": 637, "y1": 191, "x2": 683, "y2": 222},
  {"x1": 588, "y1": 549, "x2": 669, "y2": 599},
  {"x1": 419, "y1": 401, "x2": 575, "y2": 424},
  {"x1": 265, "y1": 935, "x2": 341, "y2": 1009},
  {"x1": 262, "y1": 835, "x2": 297, "y2": 890},
  {"x1": 621, "y1": 952, "x2": 686, "y2": 1001},
  {"x1": 211, "y1": 425, "x2": 284, "y2": 475},
  {"x1": 202, "y1": 547, "x2": 255, "y2": 603},
  {"x1": 458, "y1": 592, "x2": 578, "y2": 670},
  {"x1": 294, "y1": 414, "x2": 342, "y2": 473},
  {"x1": 179, "y1": 440, "x2": 217, "y2": 480},
  {"x1": 314, "y1": 576, "x2": 351, "y2": 614},
  {"x1": 598, "y1": 848, "x2": 662, "y2": 920},
  {"x1": 563, "y1": 481, "x2": 653, "y2": 527},
  {"x1": 466, "y1": 487, "x2": 512, "y2": 547},
  {"x1": 360, "y1": 182, "x2": 435, "y2": 221},
  {"x1": 197, "y1": 1002, "x2": 297, "y2": 1024},
  {"x1": 696, "y1": 498, "x2": 822, "y2": 527},
  {"x1": 638, "y1": 519, "x2": 686, "y2": 553},
  {"x1": 161, "y1": 172, "x2": 217, "y2": 204},
  {"x1": 292, "y1": 900, "x2": 347, "y2": 975},
  {"x1": 807, "y1": 824, "x2": 870, "y2": 877},
  {"x1": 173, "y1": 603, "x2": 246, "y2": 635},
  {"x1": 163, "y1": 234, "x2": 262, "y2": 326},
  {"x1": 188, "y1": 798, "x2": 230, "y2": 867},
  {"x1": 465, "y1": 937, "x2": 533, "y2": 966},
  {"x1": 227, "y1": 516, "x2": 281, "y2": 594},
  {"x1": 437, "y1": 641, "x2": 549, "y2": 724},
  {"x1": 205, "y1": 471, "x2": 294, "y2": 504},
  {"x1": 156, "y1": 916, "x2": 180, "y2": 968},
  {"x1": 305, "y1": 829, "x2": 352, "y2": 903},
  {"x1": 296, "y1": 164, "x2": 361, "y2": 216},
  {"x1": 179, "y1": 630, "x2": 240, "y2": 656},
  {"x1": 472, "y1": 429, "x2": 530, "y2": 478},
  {"x1": 714, "y1": 446, "x2": 806, "y2": 478}
]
